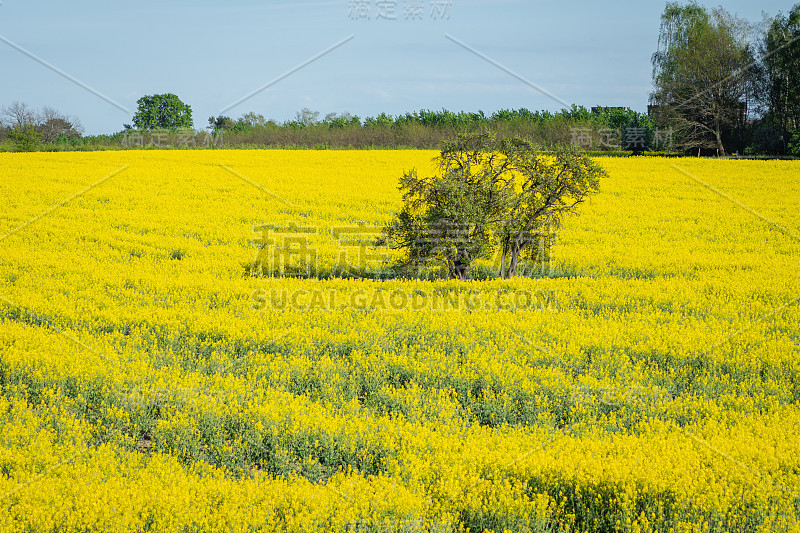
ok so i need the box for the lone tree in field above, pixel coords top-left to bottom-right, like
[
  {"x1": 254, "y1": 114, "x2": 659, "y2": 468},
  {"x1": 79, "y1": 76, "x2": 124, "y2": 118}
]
[
  {"x1": 494, "y1": 138, "x2": 604, "y2": 278},
  {"x1": 380, "y1": 133, "x2": 506, "y2": 280},
  {"x1": 131, "y1": 93, "x2": 193, "y2": 130},
  {"x1": 380, "y1": 133, "x2": 605, "y2": 280}
]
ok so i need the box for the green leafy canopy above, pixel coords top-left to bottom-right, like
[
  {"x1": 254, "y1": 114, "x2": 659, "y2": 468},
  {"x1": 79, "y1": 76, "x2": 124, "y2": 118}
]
[
  {"x1": 380, "y1": 132, "x2": 606, "y2": 281},
  {"x1": 131, "y1": 93, "x2": 193, "y2": 131}
]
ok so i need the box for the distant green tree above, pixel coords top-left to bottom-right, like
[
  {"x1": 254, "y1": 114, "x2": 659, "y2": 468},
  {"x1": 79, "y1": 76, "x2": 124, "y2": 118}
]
[
  {"x1": 650, "y1": 2, "x2": 754, "y2": 155},
  {"x1": 323, "y1": 112, "x2": 360, "y2": 128},
  {"x1": 7, "y1": 123, "x2": 42, "y2": 152},
  {"x1": 132, "y1": 94, "x2": 193, "y2": 130},
  {"x1": 208, "y1": 115, "x2": 236, "y2": 132},
  {"x1": 294, "y1": 108, "x2": 320, "y2": 127},
  {"x1": 240, "y1": 112, "x2": 269, "y2": 127},
  {"x1": 757, "y1": 3, "x2": 800, "y2": 154},
  {"x1": 790, "y1": 131, "x2": 800, "y2": 156}
]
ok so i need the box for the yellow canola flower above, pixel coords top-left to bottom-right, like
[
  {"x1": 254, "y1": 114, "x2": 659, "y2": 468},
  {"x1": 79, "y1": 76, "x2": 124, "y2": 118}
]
[{"x1": 0, "y1": 151, "x2": 798, "y2": 532}]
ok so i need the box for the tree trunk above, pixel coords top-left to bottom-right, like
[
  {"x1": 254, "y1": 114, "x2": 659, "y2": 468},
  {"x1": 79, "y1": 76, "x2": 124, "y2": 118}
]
[
  {"x1": 505, "y1": 244, "x2": 522, "y2": 279},
  {"x1": 714, "y1": 125, "x2": 726, "y2": 156},
  {"x1": 454, "y1": 262, "x2": 469, "y2": 281}
]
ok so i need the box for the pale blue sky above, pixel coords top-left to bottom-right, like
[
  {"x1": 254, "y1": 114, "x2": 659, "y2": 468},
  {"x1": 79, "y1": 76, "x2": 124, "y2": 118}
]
[{"x1": 0, "y1": 1, "x2": 788, "y2": 134}]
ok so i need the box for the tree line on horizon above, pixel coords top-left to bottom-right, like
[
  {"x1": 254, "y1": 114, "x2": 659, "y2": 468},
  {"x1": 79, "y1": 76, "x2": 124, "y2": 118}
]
[{"x1": 0, "y1": 1, "x2": 798, "y2": 156}]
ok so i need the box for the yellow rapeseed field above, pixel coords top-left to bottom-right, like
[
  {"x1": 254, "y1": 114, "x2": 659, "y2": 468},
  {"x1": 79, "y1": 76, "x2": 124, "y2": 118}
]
[{"x1": 0, "y1": 150, "x2": 799, "y2": 532}]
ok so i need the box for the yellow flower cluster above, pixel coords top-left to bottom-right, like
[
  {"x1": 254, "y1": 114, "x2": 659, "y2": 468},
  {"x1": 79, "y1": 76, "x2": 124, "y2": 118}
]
[{"x1": 0, "y1": 151, "x2": 798, "y2": 532}]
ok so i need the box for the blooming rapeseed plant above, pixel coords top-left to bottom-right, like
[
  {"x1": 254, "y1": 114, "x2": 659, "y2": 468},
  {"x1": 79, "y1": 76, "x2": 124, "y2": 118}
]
[{"x1": 0, "y1": 151, "x2": 798, "y2": 531}]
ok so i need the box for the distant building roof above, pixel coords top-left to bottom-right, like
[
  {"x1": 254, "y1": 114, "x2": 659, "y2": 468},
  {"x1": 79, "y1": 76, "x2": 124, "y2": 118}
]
[{"x1": 592, "y1": 106, "x2": 628, "y2": 113}]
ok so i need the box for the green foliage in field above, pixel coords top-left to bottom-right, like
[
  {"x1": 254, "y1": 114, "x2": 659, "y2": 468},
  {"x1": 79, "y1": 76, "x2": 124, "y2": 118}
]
[
  {"x1": 131, "y1": 93, "x2": 193, "y2": 131},
  {"x1": 381, "y1": 133, "x2": 605, "y2": 280},
  {"x1": 7, "y1": 123, "x2": 42, "y2": 152}
]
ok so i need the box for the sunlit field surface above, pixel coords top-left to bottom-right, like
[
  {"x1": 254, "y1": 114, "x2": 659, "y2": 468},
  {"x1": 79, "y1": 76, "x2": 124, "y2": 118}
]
[{"x1": 1, "y1": 151, "x2": 799, "y2": 533}]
